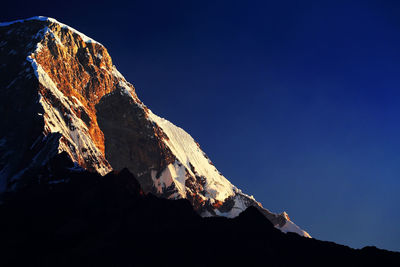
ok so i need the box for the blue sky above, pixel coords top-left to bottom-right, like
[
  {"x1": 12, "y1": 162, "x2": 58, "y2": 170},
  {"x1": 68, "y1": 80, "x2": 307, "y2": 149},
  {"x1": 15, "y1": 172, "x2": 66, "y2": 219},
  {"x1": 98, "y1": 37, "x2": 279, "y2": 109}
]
[{"x1": 3, "y1": 0, "x2": 400, "y2": 251}]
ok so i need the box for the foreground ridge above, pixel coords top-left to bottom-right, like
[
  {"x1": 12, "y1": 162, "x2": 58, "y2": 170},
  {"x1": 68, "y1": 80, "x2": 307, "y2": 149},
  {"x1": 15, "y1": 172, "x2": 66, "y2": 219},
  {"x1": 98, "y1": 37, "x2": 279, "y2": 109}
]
[
  {"x1": 0, "y1": 16, "x2": 309, "y2": 237},
  {"x1": 0, "y1": 158, "x2": 399, "y2": 266}
]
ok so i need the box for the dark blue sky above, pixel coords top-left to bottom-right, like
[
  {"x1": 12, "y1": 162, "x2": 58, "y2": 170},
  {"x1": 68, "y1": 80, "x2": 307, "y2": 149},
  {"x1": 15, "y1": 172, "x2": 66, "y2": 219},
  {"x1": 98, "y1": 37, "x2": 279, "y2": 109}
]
[{"x1": 3, "y1": 0, "x2": 400, "y2": 251}]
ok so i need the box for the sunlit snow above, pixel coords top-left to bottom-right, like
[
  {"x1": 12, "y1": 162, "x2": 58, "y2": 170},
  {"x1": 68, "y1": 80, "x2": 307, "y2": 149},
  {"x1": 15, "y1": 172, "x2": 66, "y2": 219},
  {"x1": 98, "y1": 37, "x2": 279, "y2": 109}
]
[{"x1": 148, "y1": 111, "x2": 235, "y2": 201}]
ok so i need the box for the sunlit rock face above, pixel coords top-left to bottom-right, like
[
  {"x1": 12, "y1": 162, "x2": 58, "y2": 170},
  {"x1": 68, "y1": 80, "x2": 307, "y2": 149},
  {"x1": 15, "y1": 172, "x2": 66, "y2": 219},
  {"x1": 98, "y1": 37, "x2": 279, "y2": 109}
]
[{"x1": 0, "y1": 16, "x2": 310, "y2": 237}]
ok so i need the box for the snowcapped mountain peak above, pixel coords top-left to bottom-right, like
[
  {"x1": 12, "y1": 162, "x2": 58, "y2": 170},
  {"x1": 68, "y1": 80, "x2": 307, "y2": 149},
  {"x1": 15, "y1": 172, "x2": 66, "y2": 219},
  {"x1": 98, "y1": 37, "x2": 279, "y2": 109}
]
[
  {"x1": 0, "y1": 16, "x2": 101, "y2": 45},
  {"x1": 0, "y1": 17, "x2": 310, "y2": 238}
]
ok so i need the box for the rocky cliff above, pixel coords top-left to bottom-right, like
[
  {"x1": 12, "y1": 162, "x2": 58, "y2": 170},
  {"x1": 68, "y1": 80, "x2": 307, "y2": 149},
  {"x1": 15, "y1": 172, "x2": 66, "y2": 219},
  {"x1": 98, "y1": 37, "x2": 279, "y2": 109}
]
[{"x1": 0, "y1": 16, "x2": 309, "y2": 237}]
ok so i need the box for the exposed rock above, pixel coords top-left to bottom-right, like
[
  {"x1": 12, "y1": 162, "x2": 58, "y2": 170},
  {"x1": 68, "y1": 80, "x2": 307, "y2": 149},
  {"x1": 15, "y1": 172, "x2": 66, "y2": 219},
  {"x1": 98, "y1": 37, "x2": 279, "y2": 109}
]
[
  {"x1": 96, "y1": 87, "x2": 175, "y2": 193},
  {"x1": 0, "y1": 16, "x2": 309, "y2": 237}
]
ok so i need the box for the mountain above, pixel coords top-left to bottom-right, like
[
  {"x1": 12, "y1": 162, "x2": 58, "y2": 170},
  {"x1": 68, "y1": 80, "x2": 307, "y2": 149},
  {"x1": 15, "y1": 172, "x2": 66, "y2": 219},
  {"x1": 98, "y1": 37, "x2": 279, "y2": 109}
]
[
  {"x1": 0, "y1": 155, "x2": 399, "y2": 266},
  {"x1": 0, "y1": 16, "x2": 308, "y2": 236}
]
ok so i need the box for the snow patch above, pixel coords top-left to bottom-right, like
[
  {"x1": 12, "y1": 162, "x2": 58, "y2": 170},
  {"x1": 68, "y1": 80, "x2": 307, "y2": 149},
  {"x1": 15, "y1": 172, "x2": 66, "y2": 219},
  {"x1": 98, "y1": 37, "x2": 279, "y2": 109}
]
[
  {"x1": 151, "y1": 160, "x2": 187, "y2": 198},
  {"x1": 278, "y1": 220, "x2": 311, "y2": 238},
  {"x1": 111, "y1": 65, "x2": 125, "y2": 80},
  {"x1": 109, "y1": 66, "x2": 137, "y2": 99},
  {"x1": 70, "y1": 96, "x2": 85, "y2": 108},
  {"x1": 148, "y1": 111, "x2": 235, "y2": 202}
]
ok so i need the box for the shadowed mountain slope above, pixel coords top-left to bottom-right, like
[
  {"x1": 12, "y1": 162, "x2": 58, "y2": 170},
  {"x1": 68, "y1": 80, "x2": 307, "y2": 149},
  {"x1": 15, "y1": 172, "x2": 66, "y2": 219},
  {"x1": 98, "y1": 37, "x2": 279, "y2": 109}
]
[
  {"x1": 0, "y1": 16, "x2": 308, "y2": 236},
  {"x1": 0, "y1": 154, "x2": 399, "y2": 267}
]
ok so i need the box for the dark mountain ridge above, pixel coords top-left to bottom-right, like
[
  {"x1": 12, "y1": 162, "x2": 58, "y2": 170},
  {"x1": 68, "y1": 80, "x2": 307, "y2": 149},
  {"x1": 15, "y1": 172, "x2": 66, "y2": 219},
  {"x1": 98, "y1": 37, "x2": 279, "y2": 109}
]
[{"x1": 0, "y1": 153, "x2": 399, "y2": 266}]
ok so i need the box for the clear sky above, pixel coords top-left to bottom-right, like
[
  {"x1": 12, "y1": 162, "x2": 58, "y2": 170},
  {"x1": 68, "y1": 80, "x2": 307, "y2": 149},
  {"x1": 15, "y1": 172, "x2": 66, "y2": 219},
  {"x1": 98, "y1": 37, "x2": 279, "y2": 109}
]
[{"x1": 3, "y1": 0, "x2": 400, "y2": 251}]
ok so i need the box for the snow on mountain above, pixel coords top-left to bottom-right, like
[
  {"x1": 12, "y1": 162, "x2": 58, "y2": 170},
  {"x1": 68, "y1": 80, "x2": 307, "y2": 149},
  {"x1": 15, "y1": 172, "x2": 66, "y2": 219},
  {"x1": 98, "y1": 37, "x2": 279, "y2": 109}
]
[
  {"x1": 279, "y1": 220, "x2": 311, "y2": 238},
  {"x1": 147, "y1": 111, "x2": 235, "y2": 201},
  {"x1": 0, "y1": 16, "x2": 310, "y2": 238},
  {"x1": 26, "y1": 17, "x2": 111, "y2": 175}
]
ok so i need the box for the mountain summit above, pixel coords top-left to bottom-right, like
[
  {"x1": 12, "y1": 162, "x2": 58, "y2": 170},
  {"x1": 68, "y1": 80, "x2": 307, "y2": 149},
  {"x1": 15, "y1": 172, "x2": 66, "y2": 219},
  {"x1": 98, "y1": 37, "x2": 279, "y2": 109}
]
[{"x1": 0, "y1": 16, "x2": 309, "y2": 237}]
